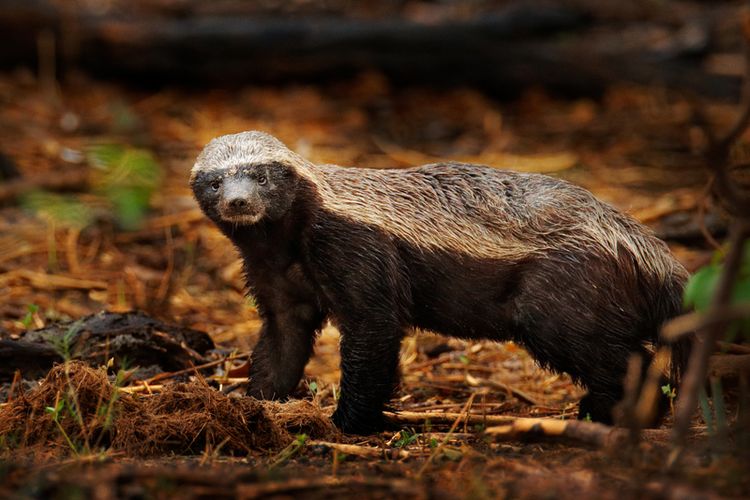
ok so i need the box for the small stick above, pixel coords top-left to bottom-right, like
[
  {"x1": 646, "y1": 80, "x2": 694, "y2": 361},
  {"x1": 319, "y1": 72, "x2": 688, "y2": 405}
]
[
  {"x1": 118, "y1": 384, "x2": 164, "y2": 394},
  {"x1": 155, "y1": 226, "x2": 175, "y2": 302},
  {"x1": 237, "y1": 477, "x2": 421, "y2": 498},
  {"x1": 308, "y1": 440, "x2": 410, "y2": 459},
  {"x1": 0, "y1": 269, "x2": 107, "y2": 290},
  {"x1": 408, "y1": 353, "x2": 454, "y2": 370},
  {"x1": 417, "y1": 393, "x2": 476, "y2": 478},
  {"x1": 385, "y1": 410, "x2": 515, "y2": 426},
  {"x1": 662, "y1": 303, "x2": 750, "y2": 341},
  {"x1": 7, "y1": 369, "x2": 22, "y2": 403},
  {"x1": 64, "y1": 228, "x2": 82, "y2": 275},
  {"x1": 141, "y1": 353, "x2": 250, "y2": 385},
  {"x1": 465, "y1": 373, "x2": 540, "y2": 406},
  {"x1": 717, "y1": 341, "x2": 750, "y2": 354}
]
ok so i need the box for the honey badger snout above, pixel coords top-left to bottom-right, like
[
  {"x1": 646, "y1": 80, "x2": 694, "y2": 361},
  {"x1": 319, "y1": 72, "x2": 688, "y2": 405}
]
[{"x1": 219, "y1": 177, "x2": 263, "y2": 221}]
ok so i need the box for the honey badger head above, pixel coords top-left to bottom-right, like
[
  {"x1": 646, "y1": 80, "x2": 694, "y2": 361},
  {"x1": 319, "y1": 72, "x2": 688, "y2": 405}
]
[{"x1": 190, "y1": 131, "x2": 310, "y2": 226}]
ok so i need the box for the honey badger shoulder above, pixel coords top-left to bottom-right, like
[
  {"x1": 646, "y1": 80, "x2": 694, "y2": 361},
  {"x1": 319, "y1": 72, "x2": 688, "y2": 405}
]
[{"x1": 191, "y1": 131, "x2": 689, "y2": 435}]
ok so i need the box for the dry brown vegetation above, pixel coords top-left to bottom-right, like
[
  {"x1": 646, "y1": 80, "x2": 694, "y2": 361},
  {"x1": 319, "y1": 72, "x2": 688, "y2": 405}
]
[{"x1": 0, "y1": 57, "x2": 748, "y2": 497}]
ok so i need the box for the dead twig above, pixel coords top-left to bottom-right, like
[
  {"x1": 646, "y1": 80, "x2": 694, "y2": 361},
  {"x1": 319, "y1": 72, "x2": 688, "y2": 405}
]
[
  {"x1": 416, "y1": 392, "x2": 477, "y2": 478},
  {"x1": 464, "y1": 373, "x2": 540, "y2": 406},
  {"x1": 486, "y1": 417, "x2": 627, "y2": 448},
  {"x1": 236, "y1": 477, "x2": 424, "y2": 498},
  {"x1": 663, "y1": 303, "x2": 750, "y2": 341},
  {"x1": 118, "y1": 384, "x2": 165, "y2": 394},
  {"x1": 717, "y1": 341, "x2": 750, "y2": 354},
  {"x1": 385, "y1": 410, "x2": 515, "y2": 427},
  {"x1": 139, "y1": 353, "x2": 250, "y2": 385},
  {"x1": 309, "y1": 440, "x2": 411, "y2": 460},
  {"x1": 0, "y1": 269, "x2": 107, "y2": 290}
]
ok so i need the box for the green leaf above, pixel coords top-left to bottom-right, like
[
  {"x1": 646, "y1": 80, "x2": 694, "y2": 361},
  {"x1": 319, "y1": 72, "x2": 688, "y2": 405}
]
[
  {"x1": 684, "y1": 264, "x2": 721, "y2": 311},
  {"x1": 21, "y1": 304, "x2": 39, "y2": 328},
  {"x1": 393, "y1": 428, "x2": 419, "y2": 448},
  {"x1": 109, "y1": 187, "x2": 151, "y2": 230}
]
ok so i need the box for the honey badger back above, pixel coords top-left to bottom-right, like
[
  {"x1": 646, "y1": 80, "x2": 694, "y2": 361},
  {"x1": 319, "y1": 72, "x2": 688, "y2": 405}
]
[{"x1": 191, "y1": 131, "x2": 689, "y2": 434}]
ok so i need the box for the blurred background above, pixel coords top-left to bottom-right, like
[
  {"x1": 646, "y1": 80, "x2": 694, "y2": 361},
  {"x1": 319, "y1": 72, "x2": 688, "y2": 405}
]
[{"x1": 2, "y1": 0, "x2": 747, "y2": 389}]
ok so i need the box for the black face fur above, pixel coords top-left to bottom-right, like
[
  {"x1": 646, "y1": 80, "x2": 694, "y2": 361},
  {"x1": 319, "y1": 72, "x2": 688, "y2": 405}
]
[
  {"x1": 190, "y1": 161, "x2": 300, "y2": 231},
  {"x1": 192, "y1": 133, "x2": 690, "y2": 436}
]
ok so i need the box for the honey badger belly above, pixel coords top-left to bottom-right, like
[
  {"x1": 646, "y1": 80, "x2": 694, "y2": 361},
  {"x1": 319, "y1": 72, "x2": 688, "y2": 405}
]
[{"x1": 191, "y1": 131, "x2": 689, "y2": 435}]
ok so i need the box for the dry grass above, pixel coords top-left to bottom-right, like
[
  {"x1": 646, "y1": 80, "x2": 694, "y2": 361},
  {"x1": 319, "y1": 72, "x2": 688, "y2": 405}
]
[{"x1": 0, "y1": 362, "x2": 338, "y2": 459}]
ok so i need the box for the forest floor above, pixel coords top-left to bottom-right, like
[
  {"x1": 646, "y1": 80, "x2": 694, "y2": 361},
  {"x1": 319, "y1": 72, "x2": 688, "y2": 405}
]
[{"x1": 0, "y1": 68, "x2": 748, "y2": 498}]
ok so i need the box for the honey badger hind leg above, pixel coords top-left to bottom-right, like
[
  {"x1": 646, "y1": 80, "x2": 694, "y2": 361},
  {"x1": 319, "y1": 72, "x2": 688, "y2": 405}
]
[
  {"x1": 510, "y1": 256, "x2": 661, "y2": 425},
  {"x1": 518, "y1": 324, "x2": 638, "y2": 425}
]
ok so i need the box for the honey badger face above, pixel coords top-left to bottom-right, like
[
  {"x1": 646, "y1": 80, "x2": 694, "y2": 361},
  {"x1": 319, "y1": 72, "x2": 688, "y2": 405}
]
[{"x1": 191, "y1": 161, "x2": 299, "y2": 226}]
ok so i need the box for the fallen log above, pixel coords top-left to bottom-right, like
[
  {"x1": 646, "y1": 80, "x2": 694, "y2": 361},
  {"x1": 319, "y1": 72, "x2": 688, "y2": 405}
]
[
  {"x1": 0, "y1": 339, "x2": 62, "y2": 380},
  {"x1": 0, "y1": 310, "x2": 215, "y2": 382},
  {"x1": 0, "y1": 0, "x2": 741, "y2": 99}
]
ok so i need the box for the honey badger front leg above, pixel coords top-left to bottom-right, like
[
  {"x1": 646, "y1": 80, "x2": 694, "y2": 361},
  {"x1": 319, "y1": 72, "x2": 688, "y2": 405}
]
[
  {"x1": 248, "y1": 301, "x2": 324, "y2": 400},
  {"x1": 310, "y1": 228, "x2": 409, "y2": 435}
]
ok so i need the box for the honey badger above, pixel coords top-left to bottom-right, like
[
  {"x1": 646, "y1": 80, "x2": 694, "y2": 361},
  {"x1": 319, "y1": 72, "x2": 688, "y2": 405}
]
[{"x1": 191, "y1": 131, "x2": 689, "y2": 435}]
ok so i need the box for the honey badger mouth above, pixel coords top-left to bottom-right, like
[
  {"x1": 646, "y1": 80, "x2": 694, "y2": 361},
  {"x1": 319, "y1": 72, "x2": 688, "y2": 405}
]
[{"x1": 219, "y1": 211, "x2": 264, "y2": 225}]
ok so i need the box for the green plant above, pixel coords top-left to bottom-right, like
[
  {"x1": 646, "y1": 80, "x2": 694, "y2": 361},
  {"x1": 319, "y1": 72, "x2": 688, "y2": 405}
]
[
  {"x1": 23, "y1": 144, "x2": 162, "y2": 242},
  {"x1": 684, "y1": 242, "x2": 750, "y2": 341},
  {"x1": 20, "y1": 304, "x2": 39, "y2": 329},
  {"x1": 45, "y1": 320, "x2": 83, "y2": 361},
  {"x1": 45, "y1": 398, "x2": 79, "y2": 455},
  {"x1": 96, "y1": 368, "x2": 126, "y2": 434},
  {"x1": 392, "y1": 428, "x2": 419, "y2": 448},
  {"x1": 306, "y1": 380, "x2": 318, "y2": 397},
  {"x1": 269, "y1": 434, "x2": 307, "y2": 469},
  {"x1": 88, "y1": 144, "x2": 162, "y2": 230},
  {"x1": 662, "y1": 383, "x2": 677, "y2": 417}
]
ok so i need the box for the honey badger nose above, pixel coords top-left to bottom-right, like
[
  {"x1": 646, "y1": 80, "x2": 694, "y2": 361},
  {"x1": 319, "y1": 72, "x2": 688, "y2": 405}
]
[{"x1": 229, "y1": 198, "x2": 247, "y2": 209}]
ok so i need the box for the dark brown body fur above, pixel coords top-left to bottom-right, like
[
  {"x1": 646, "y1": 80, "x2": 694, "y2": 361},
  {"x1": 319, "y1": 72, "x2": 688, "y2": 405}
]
[{"x1": 191, "y1": 132, "x2": 689, "y2": 435}]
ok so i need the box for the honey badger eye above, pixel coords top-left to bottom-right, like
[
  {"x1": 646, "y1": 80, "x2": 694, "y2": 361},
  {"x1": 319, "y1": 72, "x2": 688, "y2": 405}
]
[
  {"x1": 257, "y1": 174, "x2": 267, "y2": 185},
  {"x1": 210, "y1": 180, "x2": 221, "y2": 191}
]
